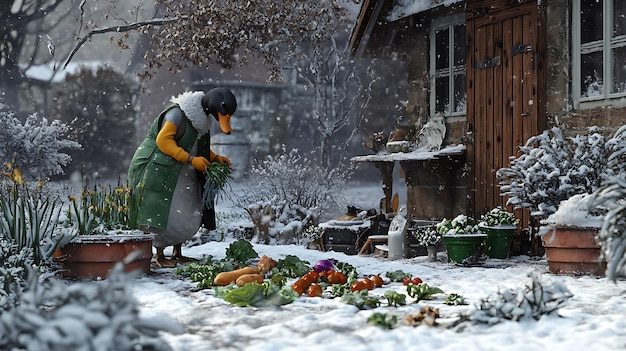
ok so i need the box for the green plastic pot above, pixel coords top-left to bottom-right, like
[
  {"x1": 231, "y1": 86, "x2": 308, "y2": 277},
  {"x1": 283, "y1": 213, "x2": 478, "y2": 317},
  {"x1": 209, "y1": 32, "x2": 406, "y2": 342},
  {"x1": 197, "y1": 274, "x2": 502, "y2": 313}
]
[
  {"x1": 479, "y1": 225, "x2": 516, "y2": 259},
  {"x1": 442, "y1": 234, "x2": 487, "y2": 263}
]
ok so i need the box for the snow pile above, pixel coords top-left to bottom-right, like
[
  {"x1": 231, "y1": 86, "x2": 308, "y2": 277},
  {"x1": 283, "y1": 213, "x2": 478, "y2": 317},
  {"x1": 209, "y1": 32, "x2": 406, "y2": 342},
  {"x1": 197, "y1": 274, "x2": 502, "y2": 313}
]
[
  {"x1": 0, "y1": 103, "x2": 81, "y2": 179},
  {"x1": 351, "y1": 144, "x2": 465, "y2": 162},
  {"x1": 0, "y1": 263, "x2": 182, "y2": 351},
  {"x1": 544, "y1": 194, "x2": 604, "y2": 229},
  {"x1": 386, "y1": 0, "x2": 463, "y2": 21}
]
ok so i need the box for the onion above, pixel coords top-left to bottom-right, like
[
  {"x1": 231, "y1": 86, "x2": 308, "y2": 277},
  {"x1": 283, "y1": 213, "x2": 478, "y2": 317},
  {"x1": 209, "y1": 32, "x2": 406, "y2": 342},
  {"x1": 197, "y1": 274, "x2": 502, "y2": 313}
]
[{"x1": 313, "y1": 259, "x2": 335, "y2": 272}]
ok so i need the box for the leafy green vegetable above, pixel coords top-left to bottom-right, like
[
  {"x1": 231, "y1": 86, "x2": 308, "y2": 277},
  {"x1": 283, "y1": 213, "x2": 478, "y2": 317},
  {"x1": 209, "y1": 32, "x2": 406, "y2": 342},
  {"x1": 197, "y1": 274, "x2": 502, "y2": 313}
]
[
  {"x1": 175, "y1": 257, "x2": 237, "y2": 289},
  {"x1": 384, "y1": 290, "x2": 407, "y2": 307},
  {"x1": 406, "y1": 283, "x2": 444, "y2": 302},
  {"x1": 385, "y1": 270, "x2": 411, "y2": 282},
  {"x1": 203, "y1": 162, "x2": 232, "y2": 209},
  {"x1": 334, "y1": 261, "x2": 358, "y2": 279},
  {"x1": 225, "y1": 239, "x2": 258, "y2": 264},
  {"x1": 367, "y1": 313, "x2": 398, "y2": 329},
  {"x1": 444, "y1": 293, "x2": 467, "y2": 305},
  {"x1": 270, "y1": 274, "x2": 287, "y2": 287},
  {"x1": 270, "y1": 255, "x2": 310, "y2": 278},
  {"x1": 220, "y1": 281, "x2": 297, "y2": 307},
  {"x1": 341, "y1": 291, "x2": 381, "y2": 310},
  {"x1": 331, "y1": 283, "x2": 351, "y2": 298}
]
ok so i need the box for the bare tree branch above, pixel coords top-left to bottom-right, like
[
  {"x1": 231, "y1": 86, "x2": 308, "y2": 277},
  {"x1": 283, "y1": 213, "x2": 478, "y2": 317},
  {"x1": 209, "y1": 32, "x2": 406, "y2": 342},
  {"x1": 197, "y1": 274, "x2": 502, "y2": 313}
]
[{"x1": 62, "y1": 16, "x2": 182, "y2": 70}]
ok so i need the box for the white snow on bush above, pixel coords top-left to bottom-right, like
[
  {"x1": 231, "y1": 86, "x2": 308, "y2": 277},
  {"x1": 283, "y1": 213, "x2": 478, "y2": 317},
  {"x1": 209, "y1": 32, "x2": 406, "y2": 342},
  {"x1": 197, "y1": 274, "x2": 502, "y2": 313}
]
[{"x1": 544, "y1": 194, "x2": 604, "y2": 229}]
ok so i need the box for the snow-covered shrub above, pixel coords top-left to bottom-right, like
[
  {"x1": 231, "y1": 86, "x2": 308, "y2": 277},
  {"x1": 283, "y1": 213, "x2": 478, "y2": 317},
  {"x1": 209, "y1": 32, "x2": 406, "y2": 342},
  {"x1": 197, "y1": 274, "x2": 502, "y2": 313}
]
[
  {"x1": 497, "y1": 126, "x2": 624, "y2": 219},
  {"x1": 0, "y1": 103, "x2": 81, "y2": 180},
  {"x1": 0, "y1": 240, "x2": 36, "y2": 310},
  {"x1": 465, "y1": 272, "x2": 572, "y2": 325},
  {"x1": 436, "y1": 215, "x2": 480, "y2": 235},
  {"x1": 0, "y1": 262, "x2": 182, "y2": 351},
  {"x1": 245, "y1": 198, "x2": 319, "y2": 245},
  {"x1": 411, "y1": 224, "x2": 441, "y2": 246},
  {"x1": 238, "y1": 147, "x2": 350, "y2": 244},
  {"x1": 479, "y1": 207, "x2": 518, "y2": 227},
  {"x1": 589, "y1": 176, "x2": 626, "y2": 282}
]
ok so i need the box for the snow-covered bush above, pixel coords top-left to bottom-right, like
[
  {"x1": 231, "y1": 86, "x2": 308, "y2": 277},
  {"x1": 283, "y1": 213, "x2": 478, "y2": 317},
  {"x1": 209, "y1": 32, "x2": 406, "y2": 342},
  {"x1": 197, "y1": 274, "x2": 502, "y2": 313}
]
[
  {"x1": 436, "y1": 215, "x2": 480, "y2": 235},
  {"x1": 0, "y1": 262, "x2": 182, "y2": 351},
  {"x1": 479, "y1": 207, "x2": 518, "y2": 227},
  {"x1": 465, "y1": 272, "x2": 572, "y2": 325},
  {"x1": 0, "y1": 240, "x2": 37, "y2": 310},
  {"x1": 0, "y1": 103, "x2": 81, "y2": 180},
  {"x1": 589, "y1": 176, "x2": 626, "y2": 282},
  {"x1": 411, "y1": 224, "x2": 441, "y2": 247},
  {"x1": 238, "y1": 147, "x2": 350, "y2": 244},
  {"x1": 497, "y1": 126, "x2": 624, "y2": 219}
]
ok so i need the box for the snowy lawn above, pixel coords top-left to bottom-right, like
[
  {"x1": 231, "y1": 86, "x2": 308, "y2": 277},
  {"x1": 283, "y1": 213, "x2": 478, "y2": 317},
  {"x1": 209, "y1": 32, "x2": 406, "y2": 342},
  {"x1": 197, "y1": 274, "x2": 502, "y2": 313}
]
[{"x1": 134, "y1": 242, "x2": 626, "y2": 351}]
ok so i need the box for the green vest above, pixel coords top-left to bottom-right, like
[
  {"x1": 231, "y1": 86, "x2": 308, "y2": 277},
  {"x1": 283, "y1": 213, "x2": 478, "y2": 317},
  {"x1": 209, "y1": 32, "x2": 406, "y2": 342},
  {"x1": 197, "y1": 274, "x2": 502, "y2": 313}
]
[{"x1": 128, "y1": 104, "x2": 211, "y2": 230}]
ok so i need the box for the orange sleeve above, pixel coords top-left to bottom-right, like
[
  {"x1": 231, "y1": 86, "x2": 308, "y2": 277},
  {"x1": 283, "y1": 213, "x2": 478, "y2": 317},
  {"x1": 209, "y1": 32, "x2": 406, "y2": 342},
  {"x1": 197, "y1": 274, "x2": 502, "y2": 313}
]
[{"x1": 155, "y1": 121, "x2": 190, "y2": 163}]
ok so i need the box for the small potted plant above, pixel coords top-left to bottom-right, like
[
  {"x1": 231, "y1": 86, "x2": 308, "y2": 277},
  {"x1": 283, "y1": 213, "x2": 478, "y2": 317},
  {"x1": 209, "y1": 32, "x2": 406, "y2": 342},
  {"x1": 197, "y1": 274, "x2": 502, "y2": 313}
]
[
  {"x1": 479, "y1": 207, "x2": 518, "y2": 259},
  {"x1": 411, "y1": 221, "x2": 441, "y2": 261},
  {"x1": 54, "y1": 183, "x2": 152, "y2": 279},
  {"x1": 437, "y1": 215, "x2": 486, "y2": 264}
]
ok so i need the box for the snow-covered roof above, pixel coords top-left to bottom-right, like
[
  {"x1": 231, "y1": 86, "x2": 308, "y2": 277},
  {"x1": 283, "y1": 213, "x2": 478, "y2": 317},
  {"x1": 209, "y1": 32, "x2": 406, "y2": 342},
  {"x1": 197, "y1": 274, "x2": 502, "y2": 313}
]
[
  {"x1": 20, "y1": 61, "x2": 112, "y2": 83},
  {"x1": 386, "y1": 0, "x2": 464, "y2": 22},
  {"x1": 351, "y1": 144, "x2": 466, "y2": 162}
]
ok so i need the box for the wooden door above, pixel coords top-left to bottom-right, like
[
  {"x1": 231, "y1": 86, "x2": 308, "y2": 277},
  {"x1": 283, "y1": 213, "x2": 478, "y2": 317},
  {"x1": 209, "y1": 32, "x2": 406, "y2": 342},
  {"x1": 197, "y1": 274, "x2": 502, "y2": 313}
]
[{"x1": 466, "y1": 2, "x2": 542, "y2": 226}]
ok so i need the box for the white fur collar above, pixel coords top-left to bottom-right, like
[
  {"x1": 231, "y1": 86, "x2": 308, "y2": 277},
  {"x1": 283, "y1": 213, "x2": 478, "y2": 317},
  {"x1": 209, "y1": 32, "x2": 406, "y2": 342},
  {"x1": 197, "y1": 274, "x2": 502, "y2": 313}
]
[{"x1": 170, "y1": 91, "x2": 211, "y2": 137}]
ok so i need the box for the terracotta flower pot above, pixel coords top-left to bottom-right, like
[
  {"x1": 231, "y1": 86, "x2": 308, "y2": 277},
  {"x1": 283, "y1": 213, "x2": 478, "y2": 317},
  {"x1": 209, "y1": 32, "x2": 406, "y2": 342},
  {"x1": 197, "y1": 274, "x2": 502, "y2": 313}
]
[
  {"x1": 542, "y1": 226, "x2": 606, "y2": 276},
  {"x1": 54, "y1": 233, "x2": 154, "y2": 280}
]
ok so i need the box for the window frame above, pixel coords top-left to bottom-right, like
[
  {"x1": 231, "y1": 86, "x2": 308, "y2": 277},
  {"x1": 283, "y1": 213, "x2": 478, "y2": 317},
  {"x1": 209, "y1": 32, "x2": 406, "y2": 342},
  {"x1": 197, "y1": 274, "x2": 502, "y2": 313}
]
[
  {"x1": 572, "y1": 0, "x2": 626, "y2": 109},
  {"x1": 429, "y1": 13, "x2": 466, "y2": 121}
]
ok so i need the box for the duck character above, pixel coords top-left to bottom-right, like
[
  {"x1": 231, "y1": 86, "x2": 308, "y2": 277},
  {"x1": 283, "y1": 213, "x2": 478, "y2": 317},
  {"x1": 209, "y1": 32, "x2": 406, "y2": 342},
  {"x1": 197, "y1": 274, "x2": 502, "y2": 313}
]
[{"x1": 127, "y1": 88, "x2": 236, "y2": 267}]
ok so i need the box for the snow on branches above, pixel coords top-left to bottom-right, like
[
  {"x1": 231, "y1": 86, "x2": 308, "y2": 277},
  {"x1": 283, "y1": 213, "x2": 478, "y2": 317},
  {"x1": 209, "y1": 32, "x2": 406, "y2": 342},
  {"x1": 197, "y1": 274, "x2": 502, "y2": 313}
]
[
  {"x1": 497, "y1": 126, "x2": 625, "y2": 219},
  {"x1": 0, "y1": 103, "x2": 80, "y2": 179}
]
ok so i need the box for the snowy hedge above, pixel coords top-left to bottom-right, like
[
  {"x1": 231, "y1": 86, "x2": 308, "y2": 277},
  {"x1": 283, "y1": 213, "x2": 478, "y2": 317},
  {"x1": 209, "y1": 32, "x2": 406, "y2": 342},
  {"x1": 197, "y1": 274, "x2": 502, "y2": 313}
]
[
  {"x1": 497, "y1": 126, "x2": 625, "y2": 219},
  {"x1": 0, "y1": 264, "x2": 182, "y2": 351},
  {"x1": 0, "y1": 103, "x2": 81, "y2": 180}
]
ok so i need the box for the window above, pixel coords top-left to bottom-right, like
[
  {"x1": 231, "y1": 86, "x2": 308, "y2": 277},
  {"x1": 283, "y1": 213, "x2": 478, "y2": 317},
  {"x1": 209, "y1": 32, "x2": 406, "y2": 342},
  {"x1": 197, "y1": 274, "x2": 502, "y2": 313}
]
[
  {"x1": 573, "y1": 0, "x2": 626, "y2": 106},
  {"x1": 430, "y1": 14, "x2": 466, "y2": 119}
]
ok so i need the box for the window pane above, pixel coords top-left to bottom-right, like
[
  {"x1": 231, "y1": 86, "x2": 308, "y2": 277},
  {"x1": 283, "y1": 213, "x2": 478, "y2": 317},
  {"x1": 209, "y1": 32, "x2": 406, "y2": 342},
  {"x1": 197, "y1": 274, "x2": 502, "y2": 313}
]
[
  {"x1": 435, "y1": 76, "x2": 449, "y2": 114},
  {"x1": 453, "y1": 74, "x2": 466, "y2": 113},
  {"x1": 581, "y1": 51, "x2": 604, "y2": 97},
  {"x1": 454, "y1": 24, "x2": 466, "y2": 66},
  {"x1": 615, "y1": 0, "x2": 626, "y2": 37},
  {"x1": 612, "y1": 46, "x2": 626, "y2": 93},
  {"x1": 436, "y1": 28, "x2": 450, "y2": 70},
  {"x1": 581, "y1": 0, "x2": 603, "y2": 43}
]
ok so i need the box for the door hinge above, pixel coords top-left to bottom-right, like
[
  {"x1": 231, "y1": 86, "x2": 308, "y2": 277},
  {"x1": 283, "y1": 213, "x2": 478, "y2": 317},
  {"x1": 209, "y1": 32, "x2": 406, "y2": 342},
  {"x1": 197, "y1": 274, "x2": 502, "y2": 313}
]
[
  {"x1": 474, "y1": 55, "x2": 501, "y2": 70},
  {"x1": 512, "y1": 42, "x2": 533, "y2": 56}
]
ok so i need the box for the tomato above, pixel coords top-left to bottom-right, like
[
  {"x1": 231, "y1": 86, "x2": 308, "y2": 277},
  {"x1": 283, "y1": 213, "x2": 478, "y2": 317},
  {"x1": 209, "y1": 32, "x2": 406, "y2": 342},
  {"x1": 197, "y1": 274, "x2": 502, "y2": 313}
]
[
  {"x1": 326, "y1": 272, "x2": 341, "y2": 285},
  {"x1": 351, "y1": 280, "x2": 367, "y2": 292},
  {"x1": 402, "y1": 276, "x2": 412, "y2": 286},
  {"x1": 335, "y1": 272, "x2": 348, "y2": 285},
  {"x1": 411, "y1": 277, "x2": 423, "y2": 285},
  {"x1": 371, "y1": 275, "x2": 384, "y2": 288},
  {"x1": 319, "y1": 270, "x2": 332, "y2": 281},
  {"x1": 363, "y1": 277, "x2": 375, "y2": 290},
  {"x1": 307, "y1": 283, "x2": 323, "y2": 297},
  {"x1": 301, "y1": 271, "x2": 319, "y2": 285},
  {"x1": 292, "y1": 280, "x2": 307, "y2": 295}
]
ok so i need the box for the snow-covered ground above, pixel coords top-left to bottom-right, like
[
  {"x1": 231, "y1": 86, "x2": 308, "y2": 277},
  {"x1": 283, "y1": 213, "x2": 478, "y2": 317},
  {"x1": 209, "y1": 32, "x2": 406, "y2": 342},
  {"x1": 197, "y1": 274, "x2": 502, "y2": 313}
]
[
  {"x1": 128, "y1": 181, "x2": 626, "y2": 350},
  {"x1": 135, "y1": 243, "x2": 626, "y2": 351}
]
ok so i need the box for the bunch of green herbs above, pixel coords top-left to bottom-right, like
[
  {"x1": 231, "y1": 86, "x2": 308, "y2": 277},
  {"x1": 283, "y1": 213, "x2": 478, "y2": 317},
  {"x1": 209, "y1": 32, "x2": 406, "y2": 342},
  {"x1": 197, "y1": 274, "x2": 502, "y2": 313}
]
[
  {"x1": 224, "y1": 239, "x2": 258, "y2": 264},
  {"x1": 175, "y1": 256, "x2": 238, "y2": 289},
  {"x1": 367, "y1": 313, "x2": 398, "y2": 329},
  {"x1": 341, "y1": 291, "x2": 381, "y2": 310},
  {"x1": 269, "y1": 255, "x2": 310, "y2": 278},
  {"x1": 203, "y1": 162, "x2": 232, "y2": 209},
  {"x1": 407, "y1": 283, "x2": 444, "y2": 302}
]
